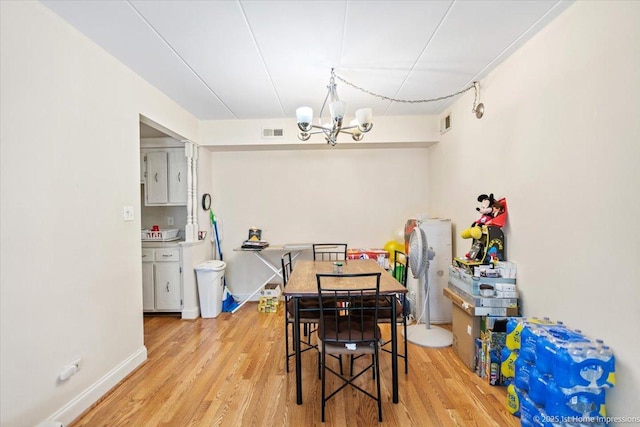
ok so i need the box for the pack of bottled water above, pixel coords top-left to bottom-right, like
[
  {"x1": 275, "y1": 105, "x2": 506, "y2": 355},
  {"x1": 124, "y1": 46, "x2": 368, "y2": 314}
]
[{"x1": 502, "y1": 317, "x2": 615, "y2": 424}]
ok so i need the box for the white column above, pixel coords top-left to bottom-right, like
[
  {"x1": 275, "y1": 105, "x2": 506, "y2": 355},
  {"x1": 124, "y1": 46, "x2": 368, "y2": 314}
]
[
  {"x1": 192, "y1": 144, "x2": 199, "y2": 240},
  {"x1": 184, "y1": 142, "x2": 194, "y2": 242}
]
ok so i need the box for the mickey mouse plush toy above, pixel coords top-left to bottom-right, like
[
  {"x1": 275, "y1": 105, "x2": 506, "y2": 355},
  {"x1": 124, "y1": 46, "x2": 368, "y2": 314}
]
[
  {"x1": 475, "y1": 193, "x2": 497, "y2": 225},
  {"x1": 461, "y1": 193, "x2": 497, "y2": 240}
]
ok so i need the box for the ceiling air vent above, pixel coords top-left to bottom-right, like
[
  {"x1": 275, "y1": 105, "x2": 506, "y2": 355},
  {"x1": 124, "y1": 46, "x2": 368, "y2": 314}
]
[{"x1": 262, "y1": 128, "x2": 284, "y2": 138}]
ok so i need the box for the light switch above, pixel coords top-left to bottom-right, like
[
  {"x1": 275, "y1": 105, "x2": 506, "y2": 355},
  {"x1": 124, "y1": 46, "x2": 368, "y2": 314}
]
[
  {"x1": 467, "y1": 325, "x2": 472, "y2": 335},
  {"x1": 123, "y1": 206, "x2": 134, "y2": 221}
]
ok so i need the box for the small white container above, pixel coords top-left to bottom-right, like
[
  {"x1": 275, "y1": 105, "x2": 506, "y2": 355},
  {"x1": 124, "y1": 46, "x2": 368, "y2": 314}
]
[{"x1": 141, "y1": 229, "x2": 179, "y2": 241}]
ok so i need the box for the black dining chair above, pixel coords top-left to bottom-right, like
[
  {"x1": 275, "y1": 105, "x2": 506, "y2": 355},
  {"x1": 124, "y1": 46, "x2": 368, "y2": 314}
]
[
  {"x1": 377, "y1": 250, "x2": 410, "y2": 373},
  {"x1": 312, "y1": 243, "x2": 347, "y2": 261},
  {"x1": 282, "y1": 252, "x2": 322, "y2": 373},
  {"x1": 316, "y1": 272, "x2": 383, "y2": 423}
]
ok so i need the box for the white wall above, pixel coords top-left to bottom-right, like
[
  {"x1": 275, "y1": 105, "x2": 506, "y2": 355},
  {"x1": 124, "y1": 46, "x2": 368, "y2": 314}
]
[
  {"x1": 208, "y1": 148, "x2": 429, "y2": 298},
  {"x1": 0, "y1": 2, "x2": 199, "y2": 426},
  {"x1": 200, "y1": 115, "x2": 440, "y2": 147},
  {"x1": 428, "y1": 1, "x2": 640, "y2": 415},
  {"x1": 4, "y1": 0, "x2": 638, "y2": 424}
]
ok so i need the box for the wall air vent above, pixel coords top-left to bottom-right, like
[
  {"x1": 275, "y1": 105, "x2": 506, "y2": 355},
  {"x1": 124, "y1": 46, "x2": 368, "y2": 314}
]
[
  {"x1": 440, "y1": 114, "x2": 452, "y2": 134},
  {"x1": 262, "y1": 128, "x2": 284, "y2": 138}
]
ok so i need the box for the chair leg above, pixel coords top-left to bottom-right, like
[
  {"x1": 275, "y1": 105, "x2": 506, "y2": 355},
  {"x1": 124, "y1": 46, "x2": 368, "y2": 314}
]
[
  {"x1": 372, "y1": 354, "x2": 376, "y2": 379},
  {"x1": 321, "y1": 349, "x2": 326, "y2": 422},
  {"x1": 375, "y1": 348, "x2": 382, "y2": 422},
  {"x1": 403, "y1": 318, "x2": 409, "y2": 374},
  {"x1": 284, "y1": 317, "x2": 290, "y2": 373}
]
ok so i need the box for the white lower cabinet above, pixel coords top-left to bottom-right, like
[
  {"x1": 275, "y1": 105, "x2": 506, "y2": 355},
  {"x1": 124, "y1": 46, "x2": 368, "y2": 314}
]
[{"x1": 142, "y1": 247, "x2": 183, "y2": 312}]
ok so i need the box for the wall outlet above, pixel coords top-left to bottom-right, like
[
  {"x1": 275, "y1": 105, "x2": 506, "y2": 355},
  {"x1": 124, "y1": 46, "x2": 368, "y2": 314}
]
[
  {"x1": 59, "y1": 357, "x2": 82, "y2": 381},
  {"x1": 467, "y1": 325, "x2": 472, "y2": 335},
  {"x1": 167, "y1": 216, "x2": 174, "y2": 226}
]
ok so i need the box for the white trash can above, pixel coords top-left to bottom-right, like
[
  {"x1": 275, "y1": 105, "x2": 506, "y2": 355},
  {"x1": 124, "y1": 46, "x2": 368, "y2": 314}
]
[{"x1": 194, "y1": 260, "x2": 226, "y2": 318}]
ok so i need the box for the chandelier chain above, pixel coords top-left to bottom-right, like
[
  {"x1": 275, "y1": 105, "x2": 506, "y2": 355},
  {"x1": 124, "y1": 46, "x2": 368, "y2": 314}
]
[{"x1": 333, "y1": 72, "x2": 477, "y2": 105}]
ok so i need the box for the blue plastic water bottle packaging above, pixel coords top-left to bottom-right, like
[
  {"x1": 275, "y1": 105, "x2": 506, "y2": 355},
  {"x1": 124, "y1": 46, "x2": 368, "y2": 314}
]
[
  {"x1": 527, "y1": 365, "x2": 550, "y2": 407},
  {"x1": 545, "y1": 376, "x2": 607, "y2": 418},
  {"x1": 535, "y1": 327, "x2": 589, "y2": 375},
  {"x1": 506, "y1": 383, "x2": 523, "y2": 417},
  {"x1": 554, "y1": 342, "x2": 616, "y2": 389},
  {"x1": 514, "y1": 356, "x2": 535, "y2": 391},
  {"x1": 501, "y1": 346, "x2": 518, "y2": 378},
  {"x1": 506, "y1": 317, "x2": 557, "y2": 351},
  {"x1": 518, "y1": 391, "x2": 545, "y2": 427}
]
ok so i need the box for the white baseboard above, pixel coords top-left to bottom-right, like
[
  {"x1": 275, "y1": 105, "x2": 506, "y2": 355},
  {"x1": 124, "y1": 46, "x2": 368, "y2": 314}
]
[
  {"x1": 44, "y1": 346, "x2": 147, "y2": 426},
  {"x1": 181, "y1": 306, "x2": 200, "y2": 319},
  {"x1": 234, "y1": 293, "x2": 260, "y2": 302}
]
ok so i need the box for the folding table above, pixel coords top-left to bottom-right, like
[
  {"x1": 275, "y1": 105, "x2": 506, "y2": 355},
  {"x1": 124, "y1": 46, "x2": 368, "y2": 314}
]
[{"x1": 232, "y1": 244, "x2": 311, "y2": 313}]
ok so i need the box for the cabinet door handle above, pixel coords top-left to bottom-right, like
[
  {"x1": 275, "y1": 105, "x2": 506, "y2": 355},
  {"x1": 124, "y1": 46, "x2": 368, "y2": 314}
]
[
  {"x1": 177, "y1": 172, "x2": 181, "y2": 182},
  {"x1": 162, "y1": 254, "x2": 171, "y2": 258},
  {"x1": 166, "y1": 281, "x2": 170, "y2": 292},
  {"x1": 154, "y1": 172, "x2": 158, "y2": 182}
]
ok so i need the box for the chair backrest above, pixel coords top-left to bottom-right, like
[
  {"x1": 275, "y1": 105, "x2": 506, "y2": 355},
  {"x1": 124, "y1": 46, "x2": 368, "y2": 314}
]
[
  {"x1": 393, "y1": 250, "x2": 408, "y2": 287},
  {"x1": 312, "y1": 243, "x2": 347, "y2": 261},
  {"x1": 281, "y1": 252, "x2": 293, "y2": 287},
  {"x1": 316, "y1": 272, "x2": 381, "y2": 344}
]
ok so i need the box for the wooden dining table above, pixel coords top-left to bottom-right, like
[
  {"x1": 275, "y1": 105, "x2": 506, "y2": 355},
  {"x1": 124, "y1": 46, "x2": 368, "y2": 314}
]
[{"x1": 283, "y1": 259, "x2": 407, "y2": 404}]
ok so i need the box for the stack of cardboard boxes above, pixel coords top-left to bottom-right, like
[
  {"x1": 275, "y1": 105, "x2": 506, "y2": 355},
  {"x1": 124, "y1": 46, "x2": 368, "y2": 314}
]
[
  {"x1": 257, "y1": 283, "x2": 281, "y2": 313},
  {"x1": 444, "y1": 262, "x2": 518, "y2": 375}
]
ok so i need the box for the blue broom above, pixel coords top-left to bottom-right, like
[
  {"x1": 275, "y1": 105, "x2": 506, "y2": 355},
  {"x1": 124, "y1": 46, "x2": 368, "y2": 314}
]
[{"x1": 209, "y1": 209, "x2": 238, "y2": 312}]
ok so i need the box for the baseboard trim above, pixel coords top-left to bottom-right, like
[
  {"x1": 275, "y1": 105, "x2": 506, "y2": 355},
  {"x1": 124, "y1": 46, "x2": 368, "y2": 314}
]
[
  {"x1": 181, "y1": 306, "x2": 200, "y2": 319},
  {"x1": 45, "y1": 346, "x2": 147, "y2": 426},
  {"x1": 234, "y1": 293, "x2": 261, "y2": 302}
]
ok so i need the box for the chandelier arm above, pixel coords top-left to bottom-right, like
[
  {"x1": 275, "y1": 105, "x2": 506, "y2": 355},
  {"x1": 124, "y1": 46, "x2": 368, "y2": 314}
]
[
  {"x1": 318, "y1": 88, "x2": 331, "y2": 124},
  {"x1": 334, "y1": 73, "x2": 477, "y2": 104},
  {"x1": 309, "y1": 124, "x2": 335, "y2": 132},
  {"x1": 304, "y1": 128, "x2": 331, "y2": 136}
]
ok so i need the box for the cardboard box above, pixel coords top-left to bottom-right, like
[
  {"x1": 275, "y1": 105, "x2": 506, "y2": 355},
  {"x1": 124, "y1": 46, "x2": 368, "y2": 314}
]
[
  {"x1": 257, "y1": 296, "x2": 280, "y2": 313},
  {"x1": 496, "y1": 290, "x2": 519, "y2": 298},
  {"x1": 485, "y1": 330, "x2": 508, "y2": 386},
  {"x1": 444, "y1": 285, "x2": 519, "y2": 316},
  {"x1": 260, "y1": 283, "x2": 282, "y2": 298},
  {"x1": 451, "y1": 303, "x2": 481, "y2": 371},
  {"x1": 495, "y1": 261, "x2": 517, "y2": 279},
  {"x1": 495, "y1": 283, "x2": 517, "y2": 292},
  {"x1": 473, "y1": 306, "x2": 519, "y2": 317},
  {"x1": 347, "y1": 249, "x2": 388, "y2": 260},
  {"x1": 448, "y1": 265, "x2": 516, "y2": 296}
]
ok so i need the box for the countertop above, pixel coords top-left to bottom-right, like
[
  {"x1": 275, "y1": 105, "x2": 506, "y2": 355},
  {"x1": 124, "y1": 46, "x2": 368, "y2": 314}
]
[{"x1": 142, "y1": 239, "x2": 206, "y2": 248}]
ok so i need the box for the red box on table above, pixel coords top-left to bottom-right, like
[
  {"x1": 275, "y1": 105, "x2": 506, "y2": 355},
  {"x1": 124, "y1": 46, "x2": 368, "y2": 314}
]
[{"x1": 347, "y1": 249, "x2": 389, "y2": 260}]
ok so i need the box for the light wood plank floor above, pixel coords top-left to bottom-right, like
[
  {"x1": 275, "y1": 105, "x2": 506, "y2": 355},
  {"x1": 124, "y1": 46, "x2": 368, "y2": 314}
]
[{"x1": 71, "y1": 303, "x2": 519, "y2": 426}]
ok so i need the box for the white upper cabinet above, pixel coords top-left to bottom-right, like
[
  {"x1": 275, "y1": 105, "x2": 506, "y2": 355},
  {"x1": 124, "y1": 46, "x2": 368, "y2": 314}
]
[
  {"x1": 167, "y1": 149, "x2": 187, "y2": 204},
  {"x1": 143, "y1": 148, "x2": 187, "y2": 206}
]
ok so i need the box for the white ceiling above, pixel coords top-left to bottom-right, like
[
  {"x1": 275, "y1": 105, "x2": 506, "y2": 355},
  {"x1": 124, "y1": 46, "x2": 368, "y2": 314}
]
[{"x1": 41, "y1": 0, "x2": 571, "y2": 122}]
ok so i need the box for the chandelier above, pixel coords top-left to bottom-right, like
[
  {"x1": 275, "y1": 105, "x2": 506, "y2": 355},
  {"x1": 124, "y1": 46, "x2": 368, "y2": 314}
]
[
  {"x1": 296, "y1": 68, "x2": 372, "y2": 146},
  {"x1": 296, "y1": 68, "x2": 484, "y2": 146}
]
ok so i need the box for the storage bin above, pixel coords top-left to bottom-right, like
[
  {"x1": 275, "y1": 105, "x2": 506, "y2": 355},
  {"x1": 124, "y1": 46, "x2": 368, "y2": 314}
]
[{"x1": 141, "y1": 229, "x2": 179, "y2": 241}]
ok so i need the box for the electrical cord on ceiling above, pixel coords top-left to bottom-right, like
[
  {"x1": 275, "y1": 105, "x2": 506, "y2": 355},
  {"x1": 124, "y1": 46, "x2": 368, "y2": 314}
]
[{"x1": 334, "y1": 72, "x2": 484, "y2": 118}]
